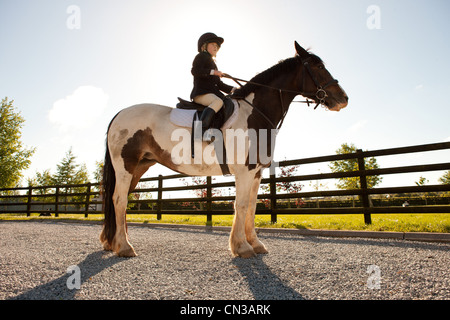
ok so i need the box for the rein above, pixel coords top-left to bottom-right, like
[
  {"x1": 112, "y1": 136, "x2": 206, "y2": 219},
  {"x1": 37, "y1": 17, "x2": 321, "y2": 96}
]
[
  {"x1": 224, "y1": 74, "x2": 282, "y2": 129},
  {"x1": 223, "y1": 56, "x2": 339, "y2": 129}
]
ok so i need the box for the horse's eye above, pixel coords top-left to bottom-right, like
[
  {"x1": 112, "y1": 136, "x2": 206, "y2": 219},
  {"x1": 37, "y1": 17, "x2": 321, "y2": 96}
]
[{"x1": 318, "y1": 64, "x2": 325, "y2": 69}]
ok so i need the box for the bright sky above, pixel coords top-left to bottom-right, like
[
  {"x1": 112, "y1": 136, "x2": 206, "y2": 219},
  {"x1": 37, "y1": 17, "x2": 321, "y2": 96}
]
[{"x1": 1, "y1": 0, "x2": 449, "y2": 189}]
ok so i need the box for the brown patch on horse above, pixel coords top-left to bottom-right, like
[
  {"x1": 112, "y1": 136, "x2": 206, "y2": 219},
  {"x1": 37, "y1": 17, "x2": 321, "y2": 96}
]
[{"x1": 121, "y1": 127, "x2": 175, "y2": 179}]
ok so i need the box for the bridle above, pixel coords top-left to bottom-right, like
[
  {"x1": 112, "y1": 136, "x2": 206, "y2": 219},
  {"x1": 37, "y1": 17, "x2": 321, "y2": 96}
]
[
  {"x1": 299, "y1": 56, "x2": 339, "y2": 108},
  {"x1": 223, "y1": 55, "x2": 339, "y2": 129}
]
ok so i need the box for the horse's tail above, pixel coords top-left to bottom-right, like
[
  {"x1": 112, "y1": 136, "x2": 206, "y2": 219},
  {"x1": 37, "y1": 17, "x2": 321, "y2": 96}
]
[{"x1": 100, "y1": 117, "x2": 118, "y2": 247}]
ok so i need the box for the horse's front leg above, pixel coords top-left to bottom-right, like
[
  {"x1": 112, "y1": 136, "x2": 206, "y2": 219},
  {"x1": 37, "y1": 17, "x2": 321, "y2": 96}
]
[
  {"x1": 230, "y1": 173, "x2": 256, "y2": 258},
  {"x1": 245, "y1": 173, "x2": 268, "y2": 254}
]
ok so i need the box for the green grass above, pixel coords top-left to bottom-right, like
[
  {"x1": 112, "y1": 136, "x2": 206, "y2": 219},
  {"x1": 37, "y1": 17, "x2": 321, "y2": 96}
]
[{"x1": 1, "y1": 213, "x2": 449, "y2": 233}]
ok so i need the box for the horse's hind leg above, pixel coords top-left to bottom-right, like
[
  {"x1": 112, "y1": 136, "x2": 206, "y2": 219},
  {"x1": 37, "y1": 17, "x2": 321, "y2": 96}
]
[
  {"x1": 112, "y1": 171, "x2": 137, "y2": 257},
  {"x1": 112, "y1": 159, "x2": 155, "y2": 257}
]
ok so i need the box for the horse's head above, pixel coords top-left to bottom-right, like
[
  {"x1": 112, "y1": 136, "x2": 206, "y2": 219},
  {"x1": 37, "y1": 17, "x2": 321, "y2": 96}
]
[{"x1": 294, "y1": 41, "x2": 348, "y2": 112}]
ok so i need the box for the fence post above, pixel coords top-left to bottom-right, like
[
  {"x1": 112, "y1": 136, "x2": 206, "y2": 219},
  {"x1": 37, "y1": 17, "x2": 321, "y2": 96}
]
[
  {"x1": 157, "y1": 175, "x2": 163, "y2": 220},
  {"x1": 269, "y1": 167, "x2": 277, "y2": 224},
  {"x1": 206, "y1": 176, "x2": 212, "y2": 224},
  {"x1": 55, "y1": 187, "x2": 59, "y2": 217},
  {"x1": 357, "y1": 149, "x2": 372, "y2": 224},
  {"x1": 84, "y1": 183, "x2": 91, "y2": 218},
  {"x1": 26, "y1": 186, "x2": 32, "y2": 217}
]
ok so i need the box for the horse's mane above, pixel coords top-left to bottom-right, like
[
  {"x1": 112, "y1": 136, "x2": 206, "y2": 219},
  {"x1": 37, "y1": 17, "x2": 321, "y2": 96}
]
[{"x1": 237, "y1": 53, "x2": 323, "y2": 97}]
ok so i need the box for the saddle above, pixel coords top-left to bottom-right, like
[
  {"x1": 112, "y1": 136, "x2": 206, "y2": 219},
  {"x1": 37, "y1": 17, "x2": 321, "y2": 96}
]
[
  {"x1": 176, "y1": 98, "x2": 206, "y2": 110},
  {"x1": 176, "y1": 97, "x2": 236, "y2": 176},
  {"x1": 176, "y1": 97, "x2": 236, "y2": 130}
]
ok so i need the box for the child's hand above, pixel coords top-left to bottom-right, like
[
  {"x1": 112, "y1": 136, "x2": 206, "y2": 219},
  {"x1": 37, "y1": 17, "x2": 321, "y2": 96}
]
[{"x1": 214, "y1": 70, "x2": 224, "y2": 77}]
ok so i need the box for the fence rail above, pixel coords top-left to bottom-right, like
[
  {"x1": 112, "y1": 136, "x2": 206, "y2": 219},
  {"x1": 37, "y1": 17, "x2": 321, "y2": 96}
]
[{"x1": 1, "y1": 141, "x2": 449, "y2": 224}]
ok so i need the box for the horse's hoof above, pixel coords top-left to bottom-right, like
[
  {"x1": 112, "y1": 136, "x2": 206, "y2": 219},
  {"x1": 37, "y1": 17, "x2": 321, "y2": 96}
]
[
  {"x1": 239, "y1": 249, "x2": 257, "y2": 258},
  {"x1": 250, "y1": 239, "x2": 268, "y2": 254},
  {"x1": 115, "y1": 242, "x2": 137, "y2": 257},
  {"x1": 230, "y1": 240, "x2": 256, "y2": 258},
  {"x1": 101, "y1": 241, "x2": 113, "y2": 251},
  {"x1": 253, "y1": 245, "x2": 269, "y2": 254},
  {"x1": 236, "y1": 243, "x2": 257, "y2": 258},
  {"x1": 117, "y1": 247, "x2": 137, "y2": 257}
]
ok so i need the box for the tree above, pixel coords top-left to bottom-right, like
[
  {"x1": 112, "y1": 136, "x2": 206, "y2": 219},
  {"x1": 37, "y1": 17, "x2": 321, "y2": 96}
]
[
  {"x1": 0, "y1": 98, "x2": 35, "y2": 188},
  {"x1": 260, "y1": 162, "x2": 304, "y2": 208},
  {"x1": 29, "y1": 150, "x2": 90, "y2": 187},
  {"x1": 276, "y1": 163, "x2": 304, "y2": 208},
  {"x1": 415, "y1": 176, "x2": 429, "y2": 187},
  {"x1": 415, "y1": 176, "x2": 430, "y2": 205},
  {"x1": 439, "y1": 171, "x2": 450, "y2": 185},
  {"x1": 57, "y1": 148, "x2": 89, "y2": 209},
  {"x1": 93, "y1": 160, "x2": 104, "y2": 185},
  {"x1": 329, "y1": 143, "x2": 382, "y2": 190},
  {"x1": 30, "y1": 148, "x2": 90, "y2": 209},
  {"x1": 27, "y1": 169, "x2": 53, "y2": 195},
  {"x1": 53, "y1": 148, "x2": 89, "y2": 186}
]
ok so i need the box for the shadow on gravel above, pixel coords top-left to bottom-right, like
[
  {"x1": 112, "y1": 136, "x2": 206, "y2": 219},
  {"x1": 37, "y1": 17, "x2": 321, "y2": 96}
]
[
  {"x1": 10, "y1": 251, "x2": 125, "y2": 300},
  {"x1": 232, "y1": 255, "x2": 304, "y2": 300}
]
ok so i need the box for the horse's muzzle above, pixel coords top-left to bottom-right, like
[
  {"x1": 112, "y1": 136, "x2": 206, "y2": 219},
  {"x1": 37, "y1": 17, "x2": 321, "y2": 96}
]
[{"x1": 329, "y1": 93, "x2": 348, "y2": 112}]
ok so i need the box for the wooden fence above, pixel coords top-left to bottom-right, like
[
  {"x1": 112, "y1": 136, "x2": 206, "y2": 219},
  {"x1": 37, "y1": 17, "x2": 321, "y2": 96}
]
[{"x1": 1, "y1": 141, "x2": 449, "y2": 224}]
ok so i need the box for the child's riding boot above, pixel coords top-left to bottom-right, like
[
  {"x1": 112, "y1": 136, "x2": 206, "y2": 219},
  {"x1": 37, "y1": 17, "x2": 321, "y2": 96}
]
[{"x1": 199, "y1": 107, "x2": 215, "y2": 142}]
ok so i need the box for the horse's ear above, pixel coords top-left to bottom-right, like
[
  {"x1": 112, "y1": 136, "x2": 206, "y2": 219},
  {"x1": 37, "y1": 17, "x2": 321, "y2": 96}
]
[{"x1": 295, "y1": 41, "x2": 309, "y2": 58}]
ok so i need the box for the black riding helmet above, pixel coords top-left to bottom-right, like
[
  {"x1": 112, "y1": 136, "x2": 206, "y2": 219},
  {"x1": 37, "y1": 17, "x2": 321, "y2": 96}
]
[{"x1": 197, "y1": 32, "x2": 224, "y2": 52}]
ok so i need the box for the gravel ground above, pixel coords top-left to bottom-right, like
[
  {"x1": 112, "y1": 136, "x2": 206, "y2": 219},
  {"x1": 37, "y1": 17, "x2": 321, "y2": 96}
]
[{"x1": 0, "y1": 220, "x2": 448, "y2": 300}]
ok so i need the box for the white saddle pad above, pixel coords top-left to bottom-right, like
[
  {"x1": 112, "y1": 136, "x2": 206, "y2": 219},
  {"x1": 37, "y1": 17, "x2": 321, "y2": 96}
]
[
  {"x1": 169, "y1": 109, "x2": 197, "y2": 128},
  {"x1": 169, "y1": 99, "x2": 239, "y2": 130}
]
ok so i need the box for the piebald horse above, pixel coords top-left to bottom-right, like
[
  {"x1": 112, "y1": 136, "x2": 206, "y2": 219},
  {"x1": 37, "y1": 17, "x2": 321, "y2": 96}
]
[{"x1": 100, "y1": 42, "x2": 348, "y2": 258}]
